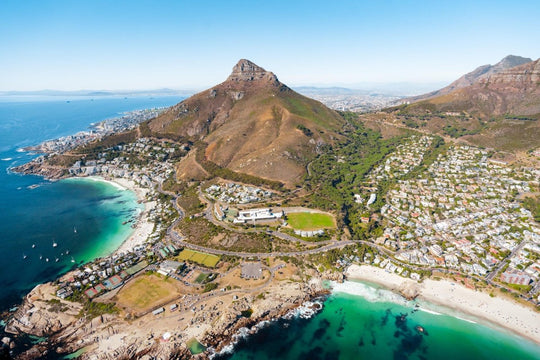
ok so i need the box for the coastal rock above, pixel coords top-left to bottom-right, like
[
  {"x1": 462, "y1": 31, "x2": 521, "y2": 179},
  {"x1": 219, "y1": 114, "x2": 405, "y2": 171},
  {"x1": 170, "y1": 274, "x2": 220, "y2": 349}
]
[{"x1": 5, "y1": 283, "x2": 81, "y2": 338}]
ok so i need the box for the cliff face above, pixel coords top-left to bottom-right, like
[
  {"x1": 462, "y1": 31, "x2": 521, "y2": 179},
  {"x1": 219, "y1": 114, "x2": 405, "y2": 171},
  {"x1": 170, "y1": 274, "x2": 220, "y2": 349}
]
[
  {"x1": 147, "y1": 59, "x2": 344, "y2": 187},
  {"x1": 405, "y1": 58, "x2": 540, "y2": 117},
  {"x1": 409, "y1": 55, "x2": 533, "y2": 102}
]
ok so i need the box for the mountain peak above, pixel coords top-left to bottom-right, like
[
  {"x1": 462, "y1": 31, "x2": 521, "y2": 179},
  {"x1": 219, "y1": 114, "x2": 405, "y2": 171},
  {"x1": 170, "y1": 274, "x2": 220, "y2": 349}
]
[
  {"x1": 227, "y1": 59, "x2": 279, "y2": 84},
  {"x1": 493, "y1": 55, "x2": 532, "y2": 71}
]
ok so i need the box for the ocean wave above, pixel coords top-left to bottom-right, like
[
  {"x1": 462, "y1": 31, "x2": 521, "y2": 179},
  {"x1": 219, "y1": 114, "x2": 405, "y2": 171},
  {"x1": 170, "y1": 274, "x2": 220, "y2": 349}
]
[
  {"x1": 454, "y1": 315, "x2": 477, "y2": 324},
  {"x1": 1, "y1": 157, "x2": 13, "y2": 161},
  {"x1": 84, "y1": 176, "x2": 127, "y2": 191},
  {"x1": 209, "y1": 299, "x2": 323, "y2": 359},
  {"x1": 417, "y1": 307, "x2": 443, "y2": 316},
  {"x1": 330, "y1": 280, "x2": 411, "y2": 307}
]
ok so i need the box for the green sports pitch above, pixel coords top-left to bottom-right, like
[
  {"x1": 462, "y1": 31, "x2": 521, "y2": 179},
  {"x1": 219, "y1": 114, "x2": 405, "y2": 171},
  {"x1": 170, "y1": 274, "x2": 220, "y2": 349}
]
[
  {"x1": 178, "y1": 249, "x2": 220, "y2": 268},
  {"x1": 286, "y1": 212, "x2": 335, "y2": 231}
]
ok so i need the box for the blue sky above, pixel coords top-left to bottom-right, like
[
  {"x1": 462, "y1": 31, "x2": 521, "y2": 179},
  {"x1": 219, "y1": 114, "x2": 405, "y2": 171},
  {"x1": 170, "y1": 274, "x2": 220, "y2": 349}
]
[{"x1": 1, "y1": 0, "x2": 539, "y2": 91}]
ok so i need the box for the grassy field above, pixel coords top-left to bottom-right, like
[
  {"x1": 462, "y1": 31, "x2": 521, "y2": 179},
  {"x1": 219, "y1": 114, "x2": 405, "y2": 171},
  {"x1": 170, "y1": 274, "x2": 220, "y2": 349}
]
[
  {"x1": 178, "y1": 249, "x2": 221, "y2": 268},
  {"x1": 287, "y1": 212, "x2": 335, "y2": 231},
  {"x1": 116, "y1": 274, "x2": 179, "y2": 313}
]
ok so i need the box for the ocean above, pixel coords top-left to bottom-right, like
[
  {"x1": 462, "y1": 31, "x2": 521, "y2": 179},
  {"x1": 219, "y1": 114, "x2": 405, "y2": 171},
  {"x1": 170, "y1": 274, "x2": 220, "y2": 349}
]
[
  {"x1": 217, "y1": 281, "x2": 540, "y2": 360},
  {"x1": 0, "y1": 95, "x2": 183, "y2": 311}
]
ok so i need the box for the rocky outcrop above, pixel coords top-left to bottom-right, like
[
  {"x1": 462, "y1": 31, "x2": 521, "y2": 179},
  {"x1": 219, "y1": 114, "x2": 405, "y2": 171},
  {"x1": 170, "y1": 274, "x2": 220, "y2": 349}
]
[
  {"x1": 226, "y1": 59, "x2": 280, "y2": 86},
  {"x1": 5, "y1": 284, "x2": 81, "y2": 338},
  {"x1": 409, "y1": 55, "x2": 533, "y2": 102}
]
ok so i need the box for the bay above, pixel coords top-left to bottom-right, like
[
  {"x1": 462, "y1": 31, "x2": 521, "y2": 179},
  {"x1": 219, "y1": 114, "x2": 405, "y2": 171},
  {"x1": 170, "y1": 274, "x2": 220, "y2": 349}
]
[
  {"x1": 217, "y1": 281, "x2": 540, "y2": 360},
  {"x1": 0, "y1": 96, "x2": 182, "y2": 310}
]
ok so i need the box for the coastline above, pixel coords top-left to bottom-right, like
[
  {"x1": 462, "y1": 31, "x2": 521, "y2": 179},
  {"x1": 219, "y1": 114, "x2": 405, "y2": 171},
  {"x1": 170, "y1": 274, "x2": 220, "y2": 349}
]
[
  {"x1": 84, "y1": 176, "x2": 156, "y2": 256},
  {"x1": 344, "y1": 264, "x2": 540, "y2": 345}
]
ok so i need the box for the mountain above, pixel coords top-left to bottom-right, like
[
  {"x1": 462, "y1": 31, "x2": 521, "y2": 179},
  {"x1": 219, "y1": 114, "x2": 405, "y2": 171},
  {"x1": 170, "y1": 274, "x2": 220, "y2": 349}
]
[
  {"x1": 147, "y1": 59, "x2": 344, "y2": 186},
  {"x1": 402, "y1": 57, "x2": 540, "y2": 118},
  {"x1": 409, "y1": 55, "x2": 533, "y2": 102}
]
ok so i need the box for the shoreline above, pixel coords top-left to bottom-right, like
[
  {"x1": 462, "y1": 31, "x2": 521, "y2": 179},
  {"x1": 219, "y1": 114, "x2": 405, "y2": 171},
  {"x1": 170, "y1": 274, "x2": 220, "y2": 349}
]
[
  {"x1": 74, "y1": 176, "x2": 157, "y2": 256},
  {"x1": 344, "y1": 264, "x2": 540, "y2": 345}
]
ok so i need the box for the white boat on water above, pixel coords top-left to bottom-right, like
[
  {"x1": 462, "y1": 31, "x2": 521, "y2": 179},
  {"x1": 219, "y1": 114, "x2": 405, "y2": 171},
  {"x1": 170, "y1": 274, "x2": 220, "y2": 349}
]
[{"x1": 52, "y1": 241, "x2": 57, "y2": 248}]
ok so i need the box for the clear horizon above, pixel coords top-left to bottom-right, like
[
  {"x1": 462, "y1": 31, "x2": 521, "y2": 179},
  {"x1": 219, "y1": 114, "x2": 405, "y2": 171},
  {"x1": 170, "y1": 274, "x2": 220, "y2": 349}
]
[{"x1": 1, "y1": 0, "x2": 539, "y2": 91}]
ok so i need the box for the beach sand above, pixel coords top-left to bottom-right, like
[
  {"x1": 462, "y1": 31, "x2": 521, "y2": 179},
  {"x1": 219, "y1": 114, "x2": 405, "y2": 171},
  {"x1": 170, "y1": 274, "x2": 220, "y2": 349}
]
[
  {"x1": 345, "y1": 264, "x2": 540, "y2": 344},
  {"x1": 87, "y1": 176, "x2": 157, "y2": 255}
]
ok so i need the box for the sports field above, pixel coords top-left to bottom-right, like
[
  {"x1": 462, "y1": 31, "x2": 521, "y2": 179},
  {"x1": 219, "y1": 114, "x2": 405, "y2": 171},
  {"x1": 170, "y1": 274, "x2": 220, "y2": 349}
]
[
  {"x1": 286, "y1": 212, "x2": 335, "y2": 231},
  {"x1": 116, "y1": 274, "x2": 179, "y2": 313},
  {"x1": 178, "y1": 249, "x2": 220, "y2": 268}
]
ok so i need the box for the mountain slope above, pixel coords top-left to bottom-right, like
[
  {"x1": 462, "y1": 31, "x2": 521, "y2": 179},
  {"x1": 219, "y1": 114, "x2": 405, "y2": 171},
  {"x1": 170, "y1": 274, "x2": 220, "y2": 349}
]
[
  {"x1": 409, "y1": 55, "x2": 532, "y2": 102},
  {"x1": 402, "y1": 58, "x2": 540, "y2": 118},
  {"x1": 147, "y1": 59, "x2": 345, "y2": 186}
]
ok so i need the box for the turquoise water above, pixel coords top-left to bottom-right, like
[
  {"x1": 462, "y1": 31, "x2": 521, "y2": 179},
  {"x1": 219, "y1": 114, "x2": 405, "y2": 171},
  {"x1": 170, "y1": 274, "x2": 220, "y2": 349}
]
[
  {"x1": 219, "y1": 281, "x2": 540, "y2": 360},
  {"x1": 0, "y1": 96, "x2": 182, "y2": 310}
]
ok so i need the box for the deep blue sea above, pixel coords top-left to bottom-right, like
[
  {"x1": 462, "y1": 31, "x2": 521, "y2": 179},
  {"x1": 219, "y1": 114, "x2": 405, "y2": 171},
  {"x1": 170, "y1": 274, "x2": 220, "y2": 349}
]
[{"x1": 0, "y1": 95, "x2": 183, "y2": 310}]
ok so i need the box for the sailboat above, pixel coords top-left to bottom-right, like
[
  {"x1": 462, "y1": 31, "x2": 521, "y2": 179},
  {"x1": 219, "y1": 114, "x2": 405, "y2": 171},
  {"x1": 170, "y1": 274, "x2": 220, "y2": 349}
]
[
  {"x1": 45, "y1": 258, "x2": 49, "y2": 262},
  {"x1": 71, "y1": 257, "x2": 75, "y2": 263},
  {"x1": 52, "y1": 241, "x2": 57, "y2": 248},
  {"x1": 74, "y1": 227, "x2": 77, "y2": 234},
  {"x1": 39, "y1": 255, "x2": 43, "y2": 260},
  {"x1": 22, "y1": 254, "x2": 27, "y2": 260},
  {"x1": 31, "y1": 244, "x2": 36, "y2": 249}
]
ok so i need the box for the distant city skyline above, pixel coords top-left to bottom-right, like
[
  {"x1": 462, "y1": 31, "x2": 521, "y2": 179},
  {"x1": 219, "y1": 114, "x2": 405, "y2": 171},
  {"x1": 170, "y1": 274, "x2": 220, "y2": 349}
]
[{"x1": 1, "y1": 0, "x2": 539, "y2": 91}]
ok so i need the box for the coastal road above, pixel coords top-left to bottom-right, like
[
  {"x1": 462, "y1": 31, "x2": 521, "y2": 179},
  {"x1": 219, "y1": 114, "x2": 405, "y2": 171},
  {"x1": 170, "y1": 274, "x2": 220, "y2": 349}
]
[{"x1": 486, "y1": 240, "x2": 528, "y2": 282}]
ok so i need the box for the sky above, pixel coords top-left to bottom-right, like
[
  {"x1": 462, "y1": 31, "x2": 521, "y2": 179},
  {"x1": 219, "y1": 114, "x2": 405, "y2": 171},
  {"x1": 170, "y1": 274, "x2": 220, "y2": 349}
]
[{"x1": 1, "y1": 0, "x2": 539, "y2": 91}]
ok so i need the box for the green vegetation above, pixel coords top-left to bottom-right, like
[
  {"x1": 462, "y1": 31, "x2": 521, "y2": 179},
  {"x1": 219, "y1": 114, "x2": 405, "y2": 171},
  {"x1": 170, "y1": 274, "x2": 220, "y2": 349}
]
[
  {"x1": 202, "y1": 282, "x2": 218, "y2": 292},
  {"x1": 46, "y1": 298, "x2": 69, "y2": 313},
  {"x1": 296, "y1": 124, "x2": 313, "y2": 136},
  {"x1": 305, "y1": 120, "x2": 405, "y2": 237},
  {"x1": 522, "y1": 196, "x2": 540, "y2": 222},
  {"x1": 443, "y1": 124, "x2": 482, "y2": 138},
  {"x1": 286, "y1": 212, "x2": 335, "y2": 230},
  {"x1": 78, "y1": 301, "x2": 118, "y2": 319},
  {"x1": 240, "y1": 308, "x2": 253, "y2": 318},
  {"x1": 195, "y1": 142, "x2": 284, "y2": 191},
  {"x1": 195, "y1": 272, "x2": 211, "y2": 284},
  {"x1": 178, "y1": 249, "x2": 221, "y2": 268}
]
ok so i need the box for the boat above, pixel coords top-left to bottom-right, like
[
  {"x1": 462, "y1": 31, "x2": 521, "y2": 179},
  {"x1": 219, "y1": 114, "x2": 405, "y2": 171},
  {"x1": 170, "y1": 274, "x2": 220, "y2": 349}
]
[
  {"x1": 32, "y1": 244, "x2": 36, "y2": 248},
  {"x1": 66, "y1": 250, "x2": 70, "y2": 255},
  {"x1": 45, "y1": 258, "x2": 49, "y2": 262},
  {"x1": 39, "y1": 255, "x2": 43, "y2": 260},
  {"x1": 52, "y1": 241, "x2": 57, "y2": 248},
  {"x1": 74, "y1": 227, "x2": 77, "y2": 234},
  {"x1": 71, "y1": 257, "x2": 75, "y2": 263},
  {"x1": 416, "y1": 325, "x2": 426, "y2": 334},
  {"x1": 55, "y1": 258, "x2": 59, "y2": 262},
  {"x1": 23, "y1": 254, "x2": 27, "y2": 260}
]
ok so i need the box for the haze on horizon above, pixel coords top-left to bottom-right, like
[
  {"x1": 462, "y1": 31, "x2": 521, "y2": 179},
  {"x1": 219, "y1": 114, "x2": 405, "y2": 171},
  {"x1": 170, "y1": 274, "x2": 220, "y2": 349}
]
[{"x1": 1, "y1": 0, "x2": 539, "y2": 92}]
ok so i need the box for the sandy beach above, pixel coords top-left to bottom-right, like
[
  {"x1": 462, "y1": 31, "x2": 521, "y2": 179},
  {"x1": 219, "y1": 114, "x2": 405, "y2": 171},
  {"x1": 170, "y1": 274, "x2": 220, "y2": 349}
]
[
  {"x1": 345, "y1": 264, "x2": 540, "y2": 344},
  {"x1": 87, "y1": 176, "x2": 157, "y2": 255}
]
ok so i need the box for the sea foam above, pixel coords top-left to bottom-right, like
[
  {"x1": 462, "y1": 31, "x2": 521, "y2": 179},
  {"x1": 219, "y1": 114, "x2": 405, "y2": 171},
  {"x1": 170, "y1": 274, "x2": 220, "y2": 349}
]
[{"x1": 330, "y1": 280, "x2": 411, "y2": 307}]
